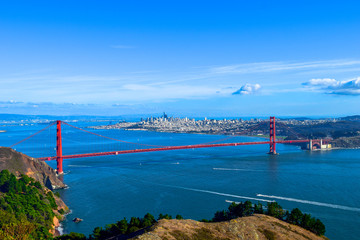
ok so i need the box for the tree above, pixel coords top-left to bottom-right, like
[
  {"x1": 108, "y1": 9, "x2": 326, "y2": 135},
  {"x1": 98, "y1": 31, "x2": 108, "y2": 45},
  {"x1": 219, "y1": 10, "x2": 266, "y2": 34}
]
[
  {"x1": 313, "y1": 219, "x2": 326, "y2": 235},
  {"x1": 287, "y1": 208, "x2": 303, "y2": 225},
  {"x1": 142, "y1": 213, "x2": 156, "y2": 227},
  {"x1": 301, "y1": 213, "x2": 312, "y2": 229},
  {"x1": 254, "y1": 203, "x2": 264, "y2": 214},
  {"x1": 46, "y1": 191, "x2": 58, "y2": 209},
  {"x1": 33, "y1": 181, "x2": 42, "y2": 190},
  {"x1": 243, "y1": 201, "x2": 253, "y2": 216},
  {"x1": 212, "y1": 210, "x2": 229, "y2": 222},
  {"x1": 55, "y1": 232, "x2": 87, "y2": 240},
  {"x1": 0, "y1": 170, "x2": 11, "y2": 187},
  {"x1": 267, "y1": 202, "x2": 285, "y2": 220},
  {"x1": 127, "y1": 217, "x2": 141, "y2": 233},
  {"x1": 129, "y1": 217, "x2": 141, "y2": 227},
  {"x1": 19, "y1": 174, "x2": 31, "y2": 185},
  {"x1": 90, "y1": 226, "x2": 102, "y2": 240},
  {"x1": 116, "y1": 218, "x2": 128, "y2": 234},
  {"x1": 3, "y1": 174, "x2": 18, "y2": 193},
  {"x1": 158, "y1": 213, "x2": 172, "y2": 220},
  {"x1": 227, "y1": 201, "x2": 254, "y2": 218}
]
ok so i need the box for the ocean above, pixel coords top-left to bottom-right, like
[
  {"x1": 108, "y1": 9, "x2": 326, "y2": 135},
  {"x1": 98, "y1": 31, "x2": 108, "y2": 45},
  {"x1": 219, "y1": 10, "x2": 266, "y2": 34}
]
[{"x1": 0, "y1": 120, "x2": 359, "y2": 240}]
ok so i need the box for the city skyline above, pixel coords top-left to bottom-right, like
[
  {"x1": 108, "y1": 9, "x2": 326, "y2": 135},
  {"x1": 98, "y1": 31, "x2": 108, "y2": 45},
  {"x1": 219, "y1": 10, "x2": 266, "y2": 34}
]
[{"x1": 1, "y1": 1, "x2": 360, "y2": 117}]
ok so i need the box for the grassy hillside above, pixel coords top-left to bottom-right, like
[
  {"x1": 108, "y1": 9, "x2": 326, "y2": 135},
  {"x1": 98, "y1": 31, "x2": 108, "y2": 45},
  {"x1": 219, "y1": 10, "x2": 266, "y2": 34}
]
[{"x1": 57, "y1": 201, "x2": 326, "y2": 240}]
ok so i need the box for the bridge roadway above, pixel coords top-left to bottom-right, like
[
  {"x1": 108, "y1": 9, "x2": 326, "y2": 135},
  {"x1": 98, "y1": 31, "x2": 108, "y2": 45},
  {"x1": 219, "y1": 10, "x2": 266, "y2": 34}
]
[{"x1": 38, "y1": 139, "x2": 309, "y2": 161}]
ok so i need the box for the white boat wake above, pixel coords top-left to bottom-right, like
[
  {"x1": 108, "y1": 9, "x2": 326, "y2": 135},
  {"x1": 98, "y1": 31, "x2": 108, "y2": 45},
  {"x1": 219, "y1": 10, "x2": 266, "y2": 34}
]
[{"x1": 257, "y1": 194, "x2": 360, "y2": 212}]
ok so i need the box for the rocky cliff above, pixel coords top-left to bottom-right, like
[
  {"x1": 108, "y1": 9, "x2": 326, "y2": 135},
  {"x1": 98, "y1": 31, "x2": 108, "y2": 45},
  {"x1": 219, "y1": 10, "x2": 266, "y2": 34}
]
[
  {"x1": 0, "y1": 147, "x2": 69, "y2": 237},
  {"x1": 131, "y1": 214, "x2": 328, "y2": 240},
  {"x1": 0, "y1": 147, "x2": 66, "y2": 190}
]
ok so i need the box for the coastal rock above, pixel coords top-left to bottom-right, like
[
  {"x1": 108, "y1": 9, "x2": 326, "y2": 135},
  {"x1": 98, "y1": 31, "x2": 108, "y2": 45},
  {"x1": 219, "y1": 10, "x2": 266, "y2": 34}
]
[
  {"x1": 73, "y1": 217, "x2": 83, "y2": 223},
  {"x1": 50, "y1": 216, "x2": 61, "y2": 236}
]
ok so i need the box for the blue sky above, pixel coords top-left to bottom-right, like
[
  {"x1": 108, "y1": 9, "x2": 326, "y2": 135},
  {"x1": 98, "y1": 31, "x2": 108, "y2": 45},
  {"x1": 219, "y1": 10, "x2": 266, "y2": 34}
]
[{"x1": 1, "y1": 0, "x2": 360, "y2": 117}]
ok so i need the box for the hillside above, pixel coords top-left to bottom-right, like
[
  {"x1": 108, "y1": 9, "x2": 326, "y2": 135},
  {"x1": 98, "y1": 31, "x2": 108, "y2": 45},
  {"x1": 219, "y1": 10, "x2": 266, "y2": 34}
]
[
  {"x1": 330, "y1": 136, "x2": 360, "y2": 148},
  {"x1": 132, "y1": 215, "x2": 328, "y2": 240},
  {"x1": 60, "y1": 201, "x2": 326, "y2": 240},
  {"x1": 0, "y1": 147, "x2": 66, "y2": 190},
  {"x1": 0, "y1": 169, "x2": 69, "y2": 239},
  {"x1": 0, "y1": 147, "x2": 69, "y2": 237}
]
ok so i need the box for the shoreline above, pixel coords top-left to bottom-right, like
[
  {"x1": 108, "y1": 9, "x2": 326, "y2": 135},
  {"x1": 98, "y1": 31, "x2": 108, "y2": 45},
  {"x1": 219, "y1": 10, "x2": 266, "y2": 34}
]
[
  {"x1": 54, "y1": 207, "x2": 72, "y2": 236},
  {"x1": 52, "y1": 216, "x2": 61, "y2": 237}
]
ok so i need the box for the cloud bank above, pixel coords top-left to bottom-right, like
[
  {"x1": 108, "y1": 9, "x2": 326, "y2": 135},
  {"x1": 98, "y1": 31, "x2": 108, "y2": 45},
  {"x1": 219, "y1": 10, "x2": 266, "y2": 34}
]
[
  {"x1": 303, "y1": 77, "x2": 360, "y2": 95},
  {"x1": 232, "y1": 83, "x2": 261, "y2": 95}
]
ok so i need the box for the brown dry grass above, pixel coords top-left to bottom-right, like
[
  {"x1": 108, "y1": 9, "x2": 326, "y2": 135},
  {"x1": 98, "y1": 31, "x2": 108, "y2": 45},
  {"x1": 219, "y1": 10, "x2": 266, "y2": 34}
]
[{"x1": 132, "y1": 214, "x2": 329, "y2": 240}]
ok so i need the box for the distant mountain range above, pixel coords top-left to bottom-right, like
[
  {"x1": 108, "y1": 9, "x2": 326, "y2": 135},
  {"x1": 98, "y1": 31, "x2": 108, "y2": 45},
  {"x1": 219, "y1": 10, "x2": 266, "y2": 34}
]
[
  {"x1": 0, "y1": 113, "x2": 125, "y2": 121},
  {"x1": 338, "y1": 115, "x2": 360, "y2": 121},
  {"x1": 1, "y1": 113, "x2": 360, "y2": 122}
]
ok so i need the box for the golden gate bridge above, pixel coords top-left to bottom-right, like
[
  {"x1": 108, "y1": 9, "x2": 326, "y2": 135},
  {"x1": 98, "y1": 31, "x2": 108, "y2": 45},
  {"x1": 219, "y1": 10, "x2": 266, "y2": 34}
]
[{"x1": 9, "y1": 117, "x2": 321, "y2": 175}]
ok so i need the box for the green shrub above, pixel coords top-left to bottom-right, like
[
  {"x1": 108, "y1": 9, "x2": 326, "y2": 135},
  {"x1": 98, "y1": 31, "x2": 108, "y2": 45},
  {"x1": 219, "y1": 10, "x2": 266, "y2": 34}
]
[
  {"x1": 55, "y1": 232, "x2": 87, "y2": 240},
  {"x1": 0, "y1": 170, "x2": 56, "y2": 239}
]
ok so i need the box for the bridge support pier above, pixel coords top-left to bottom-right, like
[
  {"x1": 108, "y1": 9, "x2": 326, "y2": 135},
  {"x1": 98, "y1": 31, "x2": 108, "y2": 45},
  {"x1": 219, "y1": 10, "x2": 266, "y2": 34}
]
[
  {"x1": 268, "y1": 116, "x2": 277, "y2": 155},
  {"x1": 56, "y1": 120, "x2": 63, "y2": 175}
]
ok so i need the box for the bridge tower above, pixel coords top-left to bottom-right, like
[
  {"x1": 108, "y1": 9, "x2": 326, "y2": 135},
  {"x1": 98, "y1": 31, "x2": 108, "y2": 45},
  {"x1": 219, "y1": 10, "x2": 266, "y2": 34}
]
[
  {"x1": 56, "y1": 120, "x2": 63, "y2": 174},
  {"x1": 269, "y1": 116, "x2": 277, "y2": 155}
]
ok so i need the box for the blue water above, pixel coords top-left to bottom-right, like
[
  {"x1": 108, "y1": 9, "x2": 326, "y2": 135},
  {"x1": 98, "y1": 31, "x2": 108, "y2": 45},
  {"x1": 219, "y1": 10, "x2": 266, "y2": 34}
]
[{"x1": 1, "y1": 122, "x2": 360, "y2": 240}]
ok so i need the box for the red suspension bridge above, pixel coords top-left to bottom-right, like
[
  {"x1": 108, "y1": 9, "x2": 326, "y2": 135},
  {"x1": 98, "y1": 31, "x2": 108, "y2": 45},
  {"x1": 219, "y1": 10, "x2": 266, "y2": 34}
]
[{"x1": 9, "y1": 117, "x2": 321, "y2": 175}]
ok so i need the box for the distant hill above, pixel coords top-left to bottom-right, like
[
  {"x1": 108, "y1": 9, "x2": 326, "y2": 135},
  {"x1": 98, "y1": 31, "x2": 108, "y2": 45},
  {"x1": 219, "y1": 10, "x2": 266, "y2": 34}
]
[
  {"x1": 0, "y1": 113, "x2": 124, "y2": 121},
  {"x1": 339, "y1": 115, "x2": 360, "y2": 121},
  {"x1": 280, "y1": 117, "x2": 313, "y2": 121}
]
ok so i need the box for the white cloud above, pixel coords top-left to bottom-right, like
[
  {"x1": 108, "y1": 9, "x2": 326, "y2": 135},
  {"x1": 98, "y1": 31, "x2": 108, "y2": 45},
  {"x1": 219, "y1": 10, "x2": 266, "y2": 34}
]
[
  {"x1": 303, "y1": 77, "x2": 360, "y2": 95},
  {"x1": 3, "y1": 59, "x2": 360, "y2": 104},
  {"x1": 0, "y1": 100, "x2": 23, "y2": 104},
  {"x1": 304, "y1": 78, "x2": 339, "y2": 87},
  {"x1": 211, "y1": 60, "x2": 360, "y2": 75},
  {"x1": 232, "y1": 83, "x2": 261, "y2": 95}
]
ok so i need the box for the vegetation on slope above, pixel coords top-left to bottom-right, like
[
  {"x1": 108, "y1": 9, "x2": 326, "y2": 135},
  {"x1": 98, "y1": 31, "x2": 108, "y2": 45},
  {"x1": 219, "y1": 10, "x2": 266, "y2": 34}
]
[
  {"x1": 58, "y1": 201, "x2": 325, "y2": 240},
  {"x1": 209, "y1": 201, "x2": 325, "y2": 236},
  {"x1": 0, "y1": 169, "x2": 61, "y2": 239},
  {"x1": 56, "y1": 213, "x2": 184, "y2": 240}
]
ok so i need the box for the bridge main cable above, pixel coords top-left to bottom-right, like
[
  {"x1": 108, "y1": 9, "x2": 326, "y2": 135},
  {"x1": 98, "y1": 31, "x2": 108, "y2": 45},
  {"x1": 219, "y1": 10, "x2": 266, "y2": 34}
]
[
  {"x1": 61, "y1": 121, "x2": 166, "y2": 148},
  {"x1": 10, "y1": 121, "x2": 57, "y2": 148}
]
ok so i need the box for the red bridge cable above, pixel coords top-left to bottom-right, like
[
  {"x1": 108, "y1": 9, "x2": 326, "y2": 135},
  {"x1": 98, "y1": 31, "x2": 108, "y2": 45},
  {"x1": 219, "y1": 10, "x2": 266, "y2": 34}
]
[
  {"x1": 61, "y1": 121, "x2": 166, "y2": 148},
  {"x1": 9, "y1": 121, "x2": 57, "y2": 148},
  {"x1": 62, "y1": 120, "x2": 270, "y2": 148}
]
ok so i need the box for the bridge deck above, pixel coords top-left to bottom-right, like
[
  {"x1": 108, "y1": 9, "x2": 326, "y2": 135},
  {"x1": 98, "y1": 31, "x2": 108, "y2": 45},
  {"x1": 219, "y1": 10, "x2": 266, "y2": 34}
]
[{"x1": 38, "y1": 139, "x2": 309, "y2": 161}]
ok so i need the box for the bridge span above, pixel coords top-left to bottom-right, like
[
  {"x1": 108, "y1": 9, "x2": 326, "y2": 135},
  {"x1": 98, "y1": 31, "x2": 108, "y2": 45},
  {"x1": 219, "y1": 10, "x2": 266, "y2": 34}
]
[{"x1": 10, "y1": 116, "x2": 321, "y2": 175}]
